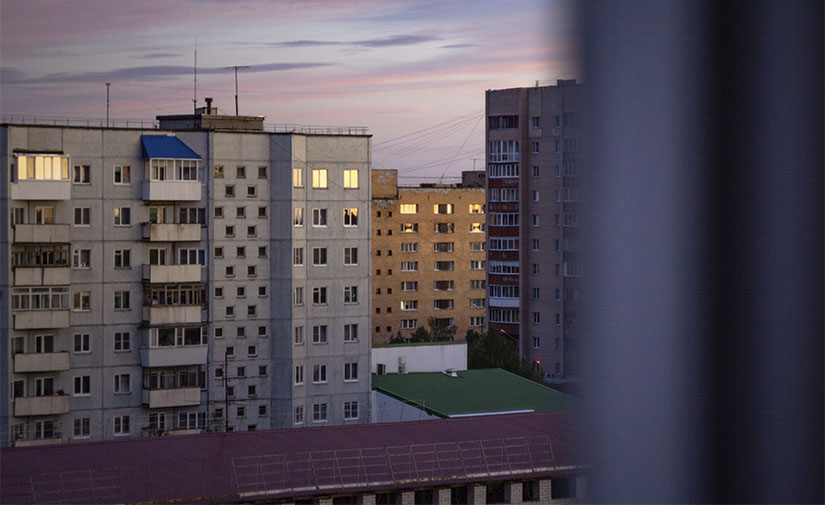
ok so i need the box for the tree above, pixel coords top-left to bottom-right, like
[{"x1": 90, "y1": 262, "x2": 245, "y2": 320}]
[
  {"x1": 427, "y1": 317, "x2": 456, "y2": 342},
  {"x1": 466, "y1": 327, "x2": 545, "y2": 384}
]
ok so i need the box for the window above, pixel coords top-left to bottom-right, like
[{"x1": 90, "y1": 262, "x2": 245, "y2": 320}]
[
  {"x1": 401, "y1": 261, "x2": 418, "y2": 272},
  {"x1": 564, "y1": 212, "x2": 579, "y2": 227},
  {"x1": 312, "y1": 325, "x2": 328, "y2": 344},
  {"x1": 114, "y1": 291, "x2": 130, "y2": 310},
  {"x1": 434, "y1": 203, "x2": 454, "y2": 214},
  {"x1": 73, "y1": 291, "x2": 91, "y2": 311},
  {"x1": 312, "y1": 247, "x2": 328, "y2": 266},
  {"x1": 488, "y1": 139, "x2": 519, "y2": 162},
  {"x1": 312, "y1": 286, "x2": 327, "y2": 304},
  {"x1": 247, "y1": 304, "x2": 256, "y2": 316},
  {"x1": 225, "y1": 185, "x2": 235, "y2": 197},
  {"x1": 533, "y1": 312, "x2": 541, "y2": 324},
  {"x1": 312, "y1": 403, "x2": 328, "y2": 422},
  {"x1": 434, "y1": 299, "x2": 454, "y2": 310},
  {"x1": 114, "y1": 373, "x2": 130, "y2": 393},
  {"x1": 470, "y1": 260, "x2": 485, "y2": 270},
  {"x1": 73, "y1": 164, "x2": 91, "y2": 184},
  {"x1": 400, "y1": 203, "x2": 418, "y2": 214},
  {"x1": 344, "y1": 362, "x2": 358, "y2": 382},
  {"x1": 313, "y1": 364, "x2": 327, "y2": 383},
  {"x1": 564, "y1": 262, "x2": 582, "y2": 277},
  {"x1": 73, "y1": 418, "x2": 91, "y2": 439},
  {"x1": 34, "y1": 334, "x2": 54, "y2": 353},
  {"x1": 237, "y1": 366, "x2": 246, "y2": 377},
  {"x1": 258, "y1": 325, "x2": 267, "y2": 337},
  {"x1": 532, "y1": 215, "x2": 540, "y2": 227},
  {"x1": 534, "y1": 263, "x2": 541, "y2": 275},
  {"x1": 247, "y1": 265, "x2": 257, "y2": 278},
  {"x1": 236, "y1": 166, "x2": 246, "y2": 179},
  {"x1": 344, "y1": 401, "x2": 359, "y2": 420},
  {"x1": 401, "y1": 300, "x2": 418, "y2": 311},
  {"x1": 294, "y1": 405, "x2": 305, "y2": 424},
  {"x1": 293, "y1": 247, "x2": 304, "y2": 266},
  {"x1": 434, "y1": 242, "x2": 454, "y2": 252},
  {"x1": 293, "y1": 287, "x2": 304, "y2": 305},
  {"x1": 312, "y1": 208, "x2": 328, "y2": 227},
  {"x1": 469, "y1": 203, "x2": 484, "y2": 214},
  {"x1": 236, "y1": 207, "x2": 246, "y2": 219},
  {"x1": 344, "y1": 324, "x2": 358, "y2": 342},
  {"x1": 294, "y1": 326, "x2": 304, "y2": 345},
  {"x1": 73, "y1": 249, "x2": 91, "y2": 269},
  {"x1": 295, "y1": 365, "x2": 304, "y2": 385},
  {"x1": 113, "y1": 165, "x2": 130, "y2": 184},
  {"x1": 293, "y1": 207, "x2": 304, "y2": 226},
  {"x1": 237, "y1": 405, "x2": 247, "y2": 418},
  {"x1": 258, "y1": 286, "x2": 267, "y2": 298},
  {"x1": 256, "y1": 165, "x2": 267, "y2": 179},
  {"x1": 114, "y1": 331, "x2": 130, "y2": 351},
  {"x1": 236, "y1": 246, "x2": 246, "y2": 259},
  {"x1": 73, "y1": 333, "x2": 90, "y2": 353},
  {"x1": 434, "y1": 280, "x2": 454, "y2": 291},
  {"x1": 258, "y1": 404, "x2": 267, "y2": 416},
  {"x1": 113, "y1": 415, "x2": 130, "y2": 436},
  {"x1": 343, "y1": 247, "x2": 358, "y2": 265},
  {"x1": 343, "y1": 208, "x2": 358, "y2": 227},
  {"x1": 489, "y1": 163, "x2": 519, "y2": 178},
  {"x1": 555, "y1": 313, "x2": 561, "y2": 325},
  {"x1": 434, "y1": 261, "x2": 454, "y2": 271},
  {"x1": 73, "y1": 375, "x2": 90, "y2": 396},
  {"x1": 226, "y1": 306, "x2": 235, "y2": 317},
  {"x1": 247, "y1": 185, "x2": 256, "y2": 198},
  {"x1": 401, "y1": 242, "x2": 418, "y2": 253},
  {"x1": 73, "y1": 207, "x2": 90, "y2": 226},
  {"x1": 226, "y1": 225, "x2": 236, "y2": 237},
  {"x1": 489, "y1": 238, "x2": 519, "y2": 250},
  {"x1": 215, "y1": 165, "x2": 224, "y2": 178},
  {"x1": 469, "y1": 223, "x2": 484, "y2": 233},
  {"x1": 344, "y1": 286, "x2": 358, "y2": 304},
  {"x1": 256, "y1": 206, "x2": 267, "y2": 219},
  {"x1": 401, "y1": 281, "x2": 418, "y2": 291},
  {"x1": 312, "y1": 169, "x2": 328, "y2": 188},
  {"x1": 532, "y1": 141, "x2": 540, "y2": 154},
  {"x1": 15, "y1": 154, "x2": 69, "y2": 181},
  {"x1": 469, "y1": 241, "x2": 485, "y2": 251},
  {"x1": 113, "y1": 207, "x2": 131, "y2": 226},
  {"x1": 401, "y1": 319, "x2": 418, "y2": 329},
  {"x1": 531, "y1": 116, "x2": 540, "y2": 128},
  {"x1": 343, "y1": 169, "x2": 359, "y2": 188},
  {"x1": 225, "y1": 265, "x2": 235, "y2": 277},
  {"x1": 533, "y1": 337, "x2": 541, "y2": 349},
  {"x1": 113, "y1": 249, "x2": 131, "y2": 269},
  {"x1": 532, "y1": 239, "x2": 540, "y2": 251},
  {"x1": 488, "y1": 115, "x2": 519, "y2": 129},
  {"x1": 225, "y1": 346, "x2": 235, "y2": 358},
  {"x1": 292, "y1": 167, "x2": 303, "y2": 187},
  {"x1": 435, "y1": 222, "x2": 455, "y2": 234},
  {"x1": 469, "y1": 316, "x2": 484, "y2": 327}
]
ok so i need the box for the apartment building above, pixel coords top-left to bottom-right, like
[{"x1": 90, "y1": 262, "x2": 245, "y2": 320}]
[
  {"x1": 371, "y1": 169, "x2": 486, "y2": 344},
  {"x1": 0, "y1": 106, "x2": 372, "y2": 447},
  {"x1": 485, "y1": 80, "x2": 581, "y2": 379}
]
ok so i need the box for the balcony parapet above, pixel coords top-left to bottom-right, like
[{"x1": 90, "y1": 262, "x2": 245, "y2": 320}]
[
  {"x1": 13, "y1": 310, "x2": 70, "y2": 330},
  {"x1": 143, "y1": 264, "x2": 203, "y2": 283},
  {"x1": 11, "y1": 180, "x2": 71, "y2": 200},
  {"x1": 140, "y1": 346, "x2": 208, "y2": 367},
  {"x1": 13, "y1": 224, "x2": 71, "y2": 243},
  {"x1": 142, "y1": 180, "x2": 201, "y2": 201},
  {"x1": 13, "y1": 266, "x2": 71, "y2": 286},
  {"x1": 142, "y1": 387, "x2": 201, "y2": 409},
  {"x1": 13, "y1": 352, "x2": 70, "y2": 373},
  {"x1": 14, "y1": 395, "x2": 70, "y2": 417},
  {"x1": 144, "y1": 305, "x2": 204, "y2": 326},
  {"x1": 142, "y1": 223, "x2": 201, "y2": 242}
]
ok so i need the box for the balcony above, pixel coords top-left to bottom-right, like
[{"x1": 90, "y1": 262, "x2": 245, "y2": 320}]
[
  {"x1": 13, "y1": 224, "x2": 71, "y2": 243},
  {"x1": 489, "y1": 297, "x2": 521, "y2": 308},
  {"x1": 142, "y1": 180, "x2": 201, "y2": 201},
  {"x1": 13, "y1": 310, "x2": 70, "y2": 330},
  {"x1": 140, "y1": 346, "x2": 208, "y2": 367},
  {"x1": 11, "y1": 180, "x2": 72, "y2": 200},
  {"x1": 143, "y1": 264, "x2": 203, "y2": 283},
  {"x1": 14, "y1": 395, "x2": 70, "y2": 417},
  {"x1": 144, "y1": 305, "x2": 203, "y2": 326},
  {"x1": 13, "y1": 436, "x2": 69, "y2": 448},
  {"x1": 142, "y1": 387, "x2": 201, "y2": 409},
  {"x1": 529, "y1": 127, "x2": 543, "y2": 138},
  {"x1": 142, "y1": 223, "x2": 201, "y2": 242},
  {"x1": 14, "y1": 352, "x2": 70, "y2": 373},
  {"x1": 13, "y1": 266, "x2": 71, "y2": 286}
]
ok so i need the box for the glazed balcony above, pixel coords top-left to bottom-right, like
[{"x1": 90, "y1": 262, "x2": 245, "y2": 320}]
[
  {"x1": 142, "y1": 223, "x2": 201, "y2": 242},
  {"x1": 13, "y1": 310, "x2": 70, "y2": 330},
  {"x1": 142, "y1": 387, "x2": 201, "y2": 409},
  {"x1": 13, "y1": 224, "x2": 71, "y2": 243},
  {"x1": 13, "y1": 266, "x2": 71, "y2": 286},
  {"x1": 14, "y1": 395, "x2": 70, "y2": 417},
  {"x1": 13, "y1": 352, "x2": 70, "y2": 373},
  {"x1": 142, "y1": 180, "x2": 201, "y2": 201},
  {"x1": 143, "y1": 264, "x2": 203, "y2": 283},
  {"x1": 11, "y1": 180, "x2": 71, "y2": 201}
]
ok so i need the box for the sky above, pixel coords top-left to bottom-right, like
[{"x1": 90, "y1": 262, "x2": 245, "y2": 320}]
[{"x1": 0, "y1": 0, "x2": 579, "y2": 183}]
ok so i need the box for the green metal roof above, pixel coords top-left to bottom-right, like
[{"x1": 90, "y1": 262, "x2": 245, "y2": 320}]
[{"x1": 371, "y1": 368, "x2": 577, "y2": 418}]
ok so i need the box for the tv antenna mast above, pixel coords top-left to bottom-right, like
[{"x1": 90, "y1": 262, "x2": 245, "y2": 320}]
[{"x1": 225, "y1": 65, "x2": 250, "y2": 116}]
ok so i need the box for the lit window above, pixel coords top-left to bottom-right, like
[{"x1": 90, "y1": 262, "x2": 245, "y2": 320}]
[
  {"x1": 399, "y1": 204, "x2": 418, "y2": 214},
  {"x1": 312, "y1": 169, "x2": 328, "y2": 188},
  {"x1": 343, "y1": 208, "x2": 358, "y2": 227},
  {"x1": 113, "y1": 207, "x2": 131, "y2": 226},
  {"x1": 293, "y1": 167, "x2": 303, "y2": 187},
  {"x1": 343, "y1": 169, "x2": 359, "y2": 188}
]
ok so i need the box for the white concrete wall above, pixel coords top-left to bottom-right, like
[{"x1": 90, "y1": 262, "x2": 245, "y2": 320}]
[
  {"x1": 370, "y1": 391, "x2": 439, "y2": 423},
  {"x1": 371, "y1": 342, "x2": 467, "y2": 374}
]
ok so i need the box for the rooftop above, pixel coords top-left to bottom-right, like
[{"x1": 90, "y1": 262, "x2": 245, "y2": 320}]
[
  {"x1": 0, "y1": 412, "x2": 578, "y2": 505},
  {"x1": 372, "y1": 368, "x2": 577, "y2": 418}
]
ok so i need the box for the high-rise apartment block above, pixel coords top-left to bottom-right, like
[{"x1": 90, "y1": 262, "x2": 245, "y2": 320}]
[
  {"x1": 0, "y1": 106, "x2": 372, "y2": 446},
  {"x1": 485, "y1": 80, "x2": 581, "y2": 379},
  {"x1": 371, "y1": 170, "x2": 486, "y2": 344}
]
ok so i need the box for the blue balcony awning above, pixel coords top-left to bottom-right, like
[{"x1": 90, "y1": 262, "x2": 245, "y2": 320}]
[{"x1": 141, "y1": 135, "x2": 201, "y2": 160}]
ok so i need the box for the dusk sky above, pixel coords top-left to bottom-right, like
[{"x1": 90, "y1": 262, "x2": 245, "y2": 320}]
[{"x1": 0, "y1": 0, "x2": 579, "y2": 182}]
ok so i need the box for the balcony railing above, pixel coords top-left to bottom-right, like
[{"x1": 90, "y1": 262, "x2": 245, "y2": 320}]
[
  {"x1": 13, "y1": 352, "x2": 70, "y2": 373},
  {"x1": 10, "y1": 180, "x2": 72, "y2": 201},
  {"x1": 13, "y1": 310, "x2": 70, "y2": 330},
  {"x1": 13, "y1": 266, "x2": 71, "y2": 286},
  {"x1": 143, "y1": 264, "x2": 203, "y2": 283},
  {"x1": 140, "y1": 346, "x2": 208, "y2": 367},
  {"x1": 13, "y1": 224, "x2": 71, "y2": 243},
  {"x1": 142, "y1": 387, "x2": 201, "y2": 409},
  {"x1": 142, "y1": 180, "x2": 201, "y2": 201},
  {"x1": 144, "y1": 305, "x2": 204, "y2": 326},
  {"x1": 14, "y1": 395, "x2": 70, "y2": 417},
  {"x1": 142, "y1": 223, "x2": 201, "y2": 242}
]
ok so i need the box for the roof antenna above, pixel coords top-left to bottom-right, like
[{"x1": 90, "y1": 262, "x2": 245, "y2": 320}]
[
  {"x1": 193, "y1": 41, "x2": 198, "y2": 113},
  {"x1": 225, "y1": 65, "x2": 250, "y2": 116}
]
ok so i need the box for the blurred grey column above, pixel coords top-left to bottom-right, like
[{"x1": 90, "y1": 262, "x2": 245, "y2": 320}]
[{"x1": 581, "y1": 1, "x2": 823, "y2": 503}]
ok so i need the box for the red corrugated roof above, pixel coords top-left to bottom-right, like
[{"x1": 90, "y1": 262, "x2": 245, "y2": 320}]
[{"x1": 1, "y1": 412, "x2": 580, "y2": 504}]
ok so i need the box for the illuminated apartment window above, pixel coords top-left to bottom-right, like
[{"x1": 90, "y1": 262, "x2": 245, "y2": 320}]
[
  {"x1": 312, "y1": 169, "x2": 328, "y2": 188},
  {"x1": 16, "y1": 155, "x2": 70, "y2": 181},
  {"x1": 343, "y1": 169, "x2": 359, "y2": 188},
  {"x1": 399, "y1": 203, "x2": 418, "y2": 214}
]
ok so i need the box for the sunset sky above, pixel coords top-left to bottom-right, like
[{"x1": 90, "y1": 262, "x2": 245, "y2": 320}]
[{"x1": 0, "y1": 0, "x2": 579, "y2": 182}]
